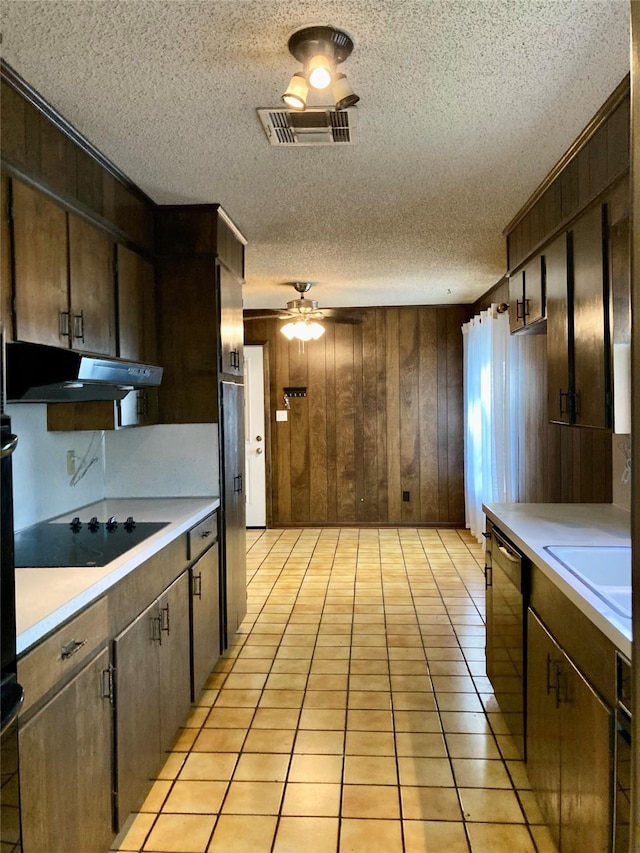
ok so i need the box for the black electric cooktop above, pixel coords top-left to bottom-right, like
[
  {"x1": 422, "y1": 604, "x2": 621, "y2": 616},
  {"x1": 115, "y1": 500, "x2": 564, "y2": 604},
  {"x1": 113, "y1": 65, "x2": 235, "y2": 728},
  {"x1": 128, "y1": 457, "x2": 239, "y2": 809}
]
[{"x1": 14, "y1": 517, "x2": 169, "y2": 568}]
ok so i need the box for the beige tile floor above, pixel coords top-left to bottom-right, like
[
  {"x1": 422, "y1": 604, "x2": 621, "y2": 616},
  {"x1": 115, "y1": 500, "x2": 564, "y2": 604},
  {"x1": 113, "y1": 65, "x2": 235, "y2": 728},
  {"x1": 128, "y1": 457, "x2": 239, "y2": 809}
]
[{"x1": 111, "y1": 527, "x2": 559, "y2": 853}]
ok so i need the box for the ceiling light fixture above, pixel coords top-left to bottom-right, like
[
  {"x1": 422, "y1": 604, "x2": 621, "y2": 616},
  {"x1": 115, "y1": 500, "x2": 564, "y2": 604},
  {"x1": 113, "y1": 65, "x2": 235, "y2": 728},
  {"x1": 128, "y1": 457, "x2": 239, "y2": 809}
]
[
  {"x1": 280, "y1": 319, "x2": 326, "y2": 341},
  {"x1": 282, "y1": 25, "x2": 359, "y2": 112}
]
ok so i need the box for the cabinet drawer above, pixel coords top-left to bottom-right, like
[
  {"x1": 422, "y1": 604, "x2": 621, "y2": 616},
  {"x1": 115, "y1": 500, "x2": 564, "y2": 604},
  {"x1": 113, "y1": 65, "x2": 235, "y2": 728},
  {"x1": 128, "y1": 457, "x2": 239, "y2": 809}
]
[
  {"x1": 18, "y1": 597, "x2": 109, "y2": 715},
  {"x1": 188, "y1": 511, "x2": 218, "y2": 562}
]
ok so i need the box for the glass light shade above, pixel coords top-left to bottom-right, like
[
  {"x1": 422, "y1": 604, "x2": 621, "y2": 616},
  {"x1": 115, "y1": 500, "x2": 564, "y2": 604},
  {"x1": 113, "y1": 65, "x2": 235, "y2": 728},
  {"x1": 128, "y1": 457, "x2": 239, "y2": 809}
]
[
  {"x1": 332, "y1": 72, "x2": 360, "y2": 110},
  {"x1": 282, "y1": 72, "x2": 308, "y2": 110},
  {"x1": 281, "y1": 320, "x2": 325, "y2": 341},
  {"x1": 307, "y1": 54, "x2": 333, "y2": 90}
]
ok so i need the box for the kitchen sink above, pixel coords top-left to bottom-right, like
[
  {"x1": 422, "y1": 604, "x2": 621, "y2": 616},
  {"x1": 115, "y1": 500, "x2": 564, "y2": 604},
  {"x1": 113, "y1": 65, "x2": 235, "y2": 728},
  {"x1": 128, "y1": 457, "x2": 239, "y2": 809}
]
[{"x1": 544, "y1": 546, "x2": 631, "y2": 619}]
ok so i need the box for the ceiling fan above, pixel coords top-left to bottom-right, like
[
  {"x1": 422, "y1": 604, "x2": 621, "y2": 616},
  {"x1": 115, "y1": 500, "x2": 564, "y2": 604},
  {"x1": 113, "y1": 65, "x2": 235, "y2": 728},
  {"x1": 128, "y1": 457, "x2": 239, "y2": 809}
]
[{"x1": 243, "y1": 282, "x2": 360, "y2": 326}]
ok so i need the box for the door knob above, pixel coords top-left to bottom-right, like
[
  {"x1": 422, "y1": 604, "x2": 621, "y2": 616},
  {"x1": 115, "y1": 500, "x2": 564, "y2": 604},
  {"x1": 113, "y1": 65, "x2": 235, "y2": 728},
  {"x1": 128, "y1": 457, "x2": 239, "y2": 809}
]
[
  {"x1": 256, "y1": 436, "x2": 263, "y2": 441},
  {"x1": 256, "y1": 447, "x2": 263, "y2": 454}
]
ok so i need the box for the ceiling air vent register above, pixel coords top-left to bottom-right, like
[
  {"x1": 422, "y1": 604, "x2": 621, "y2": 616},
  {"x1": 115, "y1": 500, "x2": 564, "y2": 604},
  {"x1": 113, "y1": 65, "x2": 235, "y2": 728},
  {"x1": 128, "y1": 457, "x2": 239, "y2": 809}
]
[{"x1": 257, "y1": 107, "x2": 357, "y2": 146}]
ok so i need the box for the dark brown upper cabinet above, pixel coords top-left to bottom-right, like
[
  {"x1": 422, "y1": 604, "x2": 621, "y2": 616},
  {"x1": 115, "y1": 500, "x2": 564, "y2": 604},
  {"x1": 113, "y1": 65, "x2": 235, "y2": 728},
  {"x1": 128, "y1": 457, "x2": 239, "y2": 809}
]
[
  {"x1": 68, "y1": 213, "x2": 116, "y2": 356},
  {"x1": 547, "y1": 201, "x2": 612, "y2": 429},
  {"x1": 12, "y1": 179, "x2": 69, "y2": 348},
  {"x1": 1, "y1": 175, "x2": 12, "y2": 339},
  {"x1": 546, "y1": 233, "x2": 571, "y2": 425},
  {"x1": 509, "y1": 254, "x2": 546, "y2": 334},
  {"x1": 218, "y1": 262, "x2": 244, "y2": 380},
  {"x1": 11, "y1": 179, "x2": 116, "y2": 356}
]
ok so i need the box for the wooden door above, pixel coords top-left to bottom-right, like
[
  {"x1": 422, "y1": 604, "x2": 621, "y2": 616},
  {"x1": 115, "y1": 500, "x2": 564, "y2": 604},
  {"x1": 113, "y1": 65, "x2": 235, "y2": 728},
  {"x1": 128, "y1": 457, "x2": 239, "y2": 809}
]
[
  {"x1": 19, "y1": 648, "x2": 113, "y2": 853},
  {"x1": 117, "y1": 244, "x2": 157, "y2": 363},
  {"x1": 1, "y1": 175, "x2": 13, "y2": 339},
  {"x1": 559, "y1": 653, "x2": 613, "y2": 853},
  {"x1": 158, "y1": 572, "x2": 192, "y2": 753},
  {"x1": 12, "y1": 179, "x2": 69, "y2": 347},
  {"x1": 190, "y1": 544, "x2": 221, "y2": 698},
  {"x1": 526, "y1": 611, "x2": 562, "y2": 847},
  {"x1": 68, "y1": 213, "x2": 116, "y2": 355},
  {"x1": 571, "y1": 204, "x2": 609, "y2": 429},
  {"x1": 218, "y1": 263, "x2": 244, "y2": 379},
  {"x1": 113, "y1": 599, "x2": 161, "y2": 829},
  {"x1": 546, "y1": 232, "x2": 571, "y2": 424},
  {"x1": 221, "y1": 380, "x2": 247, "y2": 645}
]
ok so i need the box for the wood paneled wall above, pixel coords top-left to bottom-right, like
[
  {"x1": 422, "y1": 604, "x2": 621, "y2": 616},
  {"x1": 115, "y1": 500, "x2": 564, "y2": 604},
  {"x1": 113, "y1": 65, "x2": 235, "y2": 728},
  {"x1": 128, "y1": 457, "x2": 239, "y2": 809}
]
[{"x1": 245, "y1": 305, "x2": 471, "y2": 527}]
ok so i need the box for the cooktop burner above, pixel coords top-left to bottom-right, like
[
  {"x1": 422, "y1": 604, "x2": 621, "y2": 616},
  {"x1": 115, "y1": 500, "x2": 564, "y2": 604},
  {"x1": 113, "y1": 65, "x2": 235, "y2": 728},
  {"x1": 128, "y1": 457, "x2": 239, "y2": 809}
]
[{"x1": 14, "y1": 517, "x2": 170, "y2": 568}]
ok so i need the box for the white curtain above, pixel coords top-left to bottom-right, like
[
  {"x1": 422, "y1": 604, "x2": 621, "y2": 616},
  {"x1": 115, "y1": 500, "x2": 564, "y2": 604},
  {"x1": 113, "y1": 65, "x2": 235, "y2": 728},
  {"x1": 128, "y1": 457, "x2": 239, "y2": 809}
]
[{"x1": 462, "y1": 306, "x2": 519, "y2": 542}]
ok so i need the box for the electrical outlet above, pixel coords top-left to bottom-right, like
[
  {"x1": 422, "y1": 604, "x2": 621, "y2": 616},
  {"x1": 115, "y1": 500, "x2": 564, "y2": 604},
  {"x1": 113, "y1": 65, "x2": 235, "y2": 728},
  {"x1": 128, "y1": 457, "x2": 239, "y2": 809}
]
[
  {"x1": 403, "y1": 491, "x2": 410, "y2": 502},
  {"x1": 67, "y1": 450, "x2": 76, "y2": 476}
]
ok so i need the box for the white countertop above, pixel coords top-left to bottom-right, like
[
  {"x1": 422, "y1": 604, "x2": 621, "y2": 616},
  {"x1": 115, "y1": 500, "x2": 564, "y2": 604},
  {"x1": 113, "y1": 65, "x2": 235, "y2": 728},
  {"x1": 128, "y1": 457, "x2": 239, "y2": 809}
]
[
  {"x1": 15, "y1": 497, "x2": 220, "y2": 656},
  {"x1": 483, "y1": 502, "x2": 632, "y2": 659}
]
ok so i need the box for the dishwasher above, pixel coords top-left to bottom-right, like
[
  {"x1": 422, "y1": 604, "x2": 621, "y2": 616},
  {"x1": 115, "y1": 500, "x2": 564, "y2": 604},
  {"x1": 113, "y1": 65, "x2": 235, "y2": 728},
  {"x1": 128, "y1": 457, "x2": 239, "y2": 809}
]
[{"x1": 485, "y1": 520, "x2": 529, "y2": 760}]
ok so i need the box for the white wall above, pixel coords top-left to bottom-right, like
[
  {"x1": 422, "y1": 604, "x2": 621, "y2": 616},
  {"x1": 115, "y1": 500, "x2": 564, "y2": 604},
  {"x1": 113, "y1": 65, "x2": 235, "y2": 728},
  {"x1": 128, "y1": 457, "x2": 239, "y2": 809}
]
[
  {"x1": 7, "y1": 403, "x2": 220, "y2": 531},
  {"x1": 104, "y1": 423, "x2": 219, "y2": 498},
  {"x1": 7, "y1": 403, "x2": 106, "y2": 531}
]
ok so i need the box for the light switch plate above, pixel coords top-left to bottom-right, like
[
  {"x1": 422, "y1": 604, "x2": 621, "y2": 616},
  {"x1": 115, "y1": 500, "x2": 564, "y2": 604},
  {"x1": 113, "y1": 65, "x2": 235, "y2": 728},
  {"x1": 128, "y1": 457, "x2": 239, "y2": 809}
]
[{"x1": 275, "y1": 410, "x2": 288, "y2": 422}]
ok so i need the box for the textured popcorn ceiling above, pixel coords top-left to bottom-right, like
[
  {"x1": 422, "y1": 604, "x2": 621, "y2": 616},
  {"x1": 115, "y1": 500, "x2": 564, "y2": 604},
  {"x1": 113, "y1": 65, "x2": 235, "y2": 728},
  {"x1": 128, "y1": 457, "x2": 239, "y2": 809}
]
[{"x1": 0, "y1": 1, "x2": 630, "y2": 309}]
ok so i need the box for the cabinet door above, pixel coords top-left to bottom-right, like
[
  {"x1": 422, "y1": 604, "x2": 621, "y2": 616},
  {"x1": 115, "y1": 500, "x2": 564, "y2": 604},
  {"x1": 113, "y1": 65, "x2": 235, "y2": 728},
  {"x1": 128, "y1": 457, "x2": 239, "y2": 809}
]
[
  {"x1": 117, "y1": 244, "x2": 157, "y2": 364},
  {"x1": 546, "y1": 233, "x2": 571, "y2": 424},
  {"x1": 571, "y1": 204, "x2": 609, "y2": 429},
  {"x1": 1, "y1": 175, "x2": 13, "y2": 339},
  {"x1": 191, "y1": 544, "x2": 221, "y2": 698},
  {"x1": 524, "y1": 254, "x2": 545, "y2": 326},
  {"x1": 508, "y1": 269, "x2": 525, "y2": 333},
  {"x1": 68, "y1": 213, "x2": 116, "y2": 355},
  {"x1": 527, "y1": 611, "x2": 562, "y2": 847},
  {"x1": 559, "y1": 654, "x2": 613, "y2": 853},
  {"x1": 218, "y1": 263, "x2": 244, "y2": 378},
  {"x1": 117, "y1": 388, "x2": 159, "y2": 428},
  {"x1": 12, "y1": 180, "x2": 69, "y2": 347},
  {"x1": 158, "y1": 572, "x2": 192, "y2": 752},
  {"x1": 221, "y1": 381, "x2": 247, "y2": 644},
  {"x1": 113, "y1": 599, "x2": 162, "y2": 829},
  {"x1": 19, "y1": 648, "x2": 113, "y2": 853}
]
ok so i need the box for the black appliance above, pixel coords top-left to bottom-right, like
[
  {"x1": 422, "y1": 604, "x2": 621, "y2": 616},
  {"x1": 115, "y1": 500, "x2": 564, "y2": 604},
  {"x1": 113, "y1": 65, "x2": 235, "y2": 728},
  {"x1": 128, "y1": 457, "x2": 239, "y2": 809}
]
[
  {"x1": 614, "y1": 653, "x2": 632, "y2": 852},
  {"x1": 14, "y1": 517, "x2": 169, "y2": 568},
  {"x1": 1, "y1": 413, "x2": 23, "y2": 852},
  {"x1": 485, "y1": 521, "x2": 529, "y2": 760},
  {"x1": 6, "y1": 341, "x2": 163, "y2": 403}
]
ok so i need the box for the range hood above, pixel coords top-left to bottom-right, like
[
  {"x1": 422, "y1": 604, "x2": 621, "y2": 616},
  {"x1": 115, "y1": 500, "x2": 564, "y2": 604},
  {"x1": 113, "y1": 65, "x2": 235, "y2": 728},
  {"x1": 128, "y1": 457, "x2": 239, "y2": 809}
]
[{"x1": 6, "y1": 342, "x2": 163, "y2": 403}]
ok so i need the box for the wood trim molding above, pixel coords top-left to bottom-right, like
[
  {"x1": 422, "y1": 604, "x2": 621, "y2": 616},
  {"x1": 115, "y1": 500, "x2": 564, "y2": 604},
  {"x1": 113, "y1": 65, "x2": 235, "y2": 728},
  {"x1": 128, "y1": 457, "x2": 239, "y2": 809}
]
[
  {"x1": 503, "y1": 75, "x2": 630, "y2": 236},
  {"x1": 1, "y1": 59, "x2": 156, "y2": 210}
]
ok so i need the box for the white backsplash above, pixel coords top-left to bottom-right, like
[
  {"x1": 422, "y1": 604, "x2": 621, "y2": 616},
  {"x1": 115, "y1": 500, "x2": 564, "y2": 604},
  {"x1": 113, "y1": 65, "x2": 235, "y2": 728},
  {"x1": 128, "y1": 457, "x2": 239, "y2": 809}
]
[
  {"x1": 7, "y1": 403, "x2": 219, "y2": 531},
  {"x1": 104, "y1": 423, "x2": 219, "y2": 498},
  {"x1": 7, "y1": 403, "x2": 106, "y2": 531},
  {"x1": 612, "y1": 434, "x2": 632, "y2": 511}
]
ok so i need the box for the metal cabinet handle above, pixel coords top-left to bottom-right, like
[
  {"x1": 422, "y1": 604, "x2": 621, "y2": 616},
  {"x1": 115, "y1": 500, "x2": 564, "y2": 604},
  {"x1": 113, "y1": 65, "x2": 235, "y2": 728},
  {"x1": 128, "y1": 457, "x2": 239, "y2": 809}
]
[
  {"x1": 192, "y1": 572, "x2": 203, "y2": 599},
  {"x1": 559, "y1": 390, "x2": 570, "y2": 416},
  {"x1": 160, "y1": 603, "x2": 170, "y2": 635},
  {"x1": 234, "y1": 473, "x2": 243, "y2": 494},
  {"x1": 101, "y1": 665, "x2": 115, "y2": 703},
  {"x1": 59, "y1": 311, "x2": 70, "y2": 338},
  {"x1": 61, "y1": 638, "x2": 86, "y2": 660},
  {"x1": 0, "y1": 434, "x2": 18, "y2": 458},
  {"x1": 151, "y1": 614, "x2": 162, "y2": 645},
  {"x1": 73, "y1": 311, "x2": 85, "y2": 343}
]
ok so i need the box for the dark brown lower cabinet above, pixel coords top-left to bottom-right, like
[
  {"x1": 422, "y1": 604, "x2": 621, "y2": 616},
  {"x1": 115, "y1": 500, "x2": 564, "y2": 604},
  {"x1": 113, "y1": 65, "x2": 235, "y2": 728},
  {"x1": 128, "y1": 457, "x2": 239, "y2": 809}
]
[
  {"x1": 114, "y1": 572, "x2": 191, "y2": 828},
  {"x1": 190, "y1": 541, "x2": 220, "y2": 699},
  {"x1": 19, "y1": 648, "x2": 113, "y2": 853},
  {"x1": 527, "y1": 610, "x2": 613, "y2": 852}
]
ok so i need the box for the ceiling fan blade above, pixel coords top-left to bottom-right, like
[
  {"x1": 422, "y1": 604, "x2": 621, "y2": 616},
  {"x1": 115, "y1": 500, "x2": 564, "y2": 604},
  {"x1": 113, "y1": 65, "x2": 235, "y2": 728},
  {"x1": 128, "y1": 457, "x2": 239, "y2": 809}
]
[
  {"x1": 243, "y1": 310, "x2": 295, "y2": 321},
  {"x1": 321, "y1": 315, "x2": 362, "y2": 325}
]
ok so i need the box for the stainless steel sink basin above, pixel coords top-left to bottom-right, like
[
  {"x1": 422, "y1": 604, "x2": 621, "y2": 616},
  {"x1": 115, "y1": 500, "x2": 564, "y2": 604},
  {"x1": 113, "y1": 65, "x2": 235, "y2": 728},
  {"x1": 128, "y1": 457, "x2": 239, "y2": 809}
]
[{"x1": 544, "y1": 546, "x2": 631, "y2": 619}]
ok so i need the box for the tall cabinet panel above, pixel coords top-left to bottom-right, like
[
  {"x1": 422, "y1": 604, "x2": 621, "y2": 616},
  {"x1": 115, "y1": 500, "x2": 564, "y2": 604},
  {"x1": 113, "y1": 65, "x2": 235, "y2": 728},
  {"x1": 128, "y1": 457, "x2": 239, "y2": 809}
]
[
  {"x1": 546, "y1": 233, "x2": 570, "y2": 424},
  {"x1": 155, "y1": 204, "x2": 248, "y2": 652},
  {"x1": 221, "y1": 380, "x2": 247, "y2": 642}
]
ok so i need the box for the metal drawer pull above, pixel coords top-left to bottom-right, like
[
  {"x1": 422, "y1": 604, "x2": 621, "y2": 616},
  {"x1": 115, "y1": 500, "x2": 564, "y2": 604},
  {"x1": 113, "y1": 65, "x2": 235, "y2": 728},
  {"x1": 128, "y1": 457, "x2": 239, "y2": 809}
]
[
  {"x1": 201, "y1": 529, "x2": 212, "y2": 538},
  {"x1": 497, "y1": 544, "x2": 519, "y2": 562},
  {"x1": 151, "y1": 614, "x2": 162, "y2": 645},
  {"x1": 101, "y1": 665, "x2": 115, "y2": 703},
  {"x1": 61, "y1": 638, "x2": 86, "y2": 660}
]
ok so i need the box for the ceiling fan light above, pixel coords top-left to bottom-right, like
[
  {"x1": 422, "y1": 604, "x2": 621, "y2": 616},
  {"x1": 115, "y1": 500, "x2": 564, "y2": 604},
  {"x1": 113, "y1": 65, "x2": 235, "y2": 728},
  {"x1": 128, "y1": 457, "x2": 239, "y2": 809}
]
[
  {"x1": 282, "y1": 72, "x2": 308, "y2": 110},
  {"x1": 281, "y1": 320, "x2": 325, "y2": 341},
  {"x1": 307, "y1": 54, "x2": 333, "y2": 90},
  {"x1": 332, "y1": 72, "x2": 360, "y2": 110}
]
